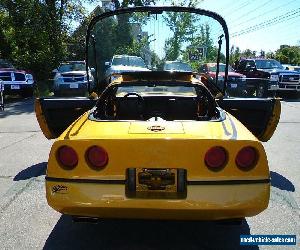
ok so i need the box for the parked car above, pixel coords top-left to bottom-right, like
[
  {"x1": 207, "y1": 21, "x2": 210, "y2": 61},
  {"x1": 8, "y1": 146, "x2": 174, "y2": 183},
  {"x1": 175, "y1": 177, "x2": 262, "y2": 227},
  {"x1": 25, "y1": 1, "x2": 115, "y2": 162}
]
[
  {"x1": 104, "y1": 55, "x2": 150, "y2": 83},
  {"x1": 0, "y1": 59, "x2": 34, "y2": 97},
  {"x1": 35, "y1": 6, "x2": 281, "y2": 222},
  {"x1": 199, "y1": 63, "x2": 247, "y2": 96},
  {"x1": 53, "y1": 61, "x2": 94, "y2": 96},
  {"x1": 163, "y1": 61, "x2": 192, "y2": 72},
  {"x1": 235, "y1": 58, "x2": 300, "y2": 97},
  {"x1": 286, "y1": 65, "x2": 300, "y2": 73}
]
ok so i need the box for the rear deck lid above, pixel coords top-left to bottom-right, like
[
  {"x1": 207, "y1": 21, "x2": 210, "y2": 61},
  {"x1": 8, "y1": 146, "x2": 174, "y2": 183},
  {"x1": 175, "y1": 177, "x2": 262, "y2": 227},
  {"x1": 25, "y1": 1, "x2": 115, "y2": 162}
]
[{"x1": 128, "y1": 121, "x2": 185, "y2": 134}]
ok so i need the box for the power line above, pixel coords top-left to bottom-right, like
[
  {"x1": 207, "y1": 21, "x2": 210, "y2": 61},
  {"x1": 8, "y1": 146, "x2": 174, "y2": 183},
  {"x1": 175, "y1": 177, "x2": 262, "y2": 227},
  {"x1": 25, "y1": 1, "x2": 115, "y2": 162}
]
[
  {"x1": 221, "y1": 0, "x2": 254, "y2": 16},
  {"x1": 229, "y1": 0, "x2": 297, "y2": 28},
  {"x1": 231, "y1": 8, "x2": 300, "y2": 37},
  {"x1": 228, "y1": 0, "x2": 273, "y2": 25}
]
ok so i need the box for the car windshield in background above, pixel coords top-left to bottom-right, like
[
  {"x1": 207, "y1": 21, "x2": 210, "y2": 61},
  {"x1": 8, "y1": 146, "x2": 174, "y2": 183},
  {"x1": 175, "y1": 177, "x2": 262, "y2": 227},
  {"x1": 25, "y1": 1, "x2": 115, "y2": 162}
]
[
  {"x1": 255, "y1": 59, "x2": 283, "y2": 69},
  {"x1": 116, "y1": 85, "x2": 197, "y2": 96},
  {"x1": 164, "y1": 62, "x2": 192, "y2": 72},
  {"x1": 59, "y1": 63, "x2": 86, "y2": 72},
  {"x1": 0, "y1": 60, "x2": 14, "y2": 68},
  {"x1": 208, "y1": 64, "x2": 234, "y2": 72},
  {"x1": 112, "y1": 56, "x2": 147, "y2": 67},
  {"x1": 87, "y1": 8, "x2": 228, "y2": 93}
]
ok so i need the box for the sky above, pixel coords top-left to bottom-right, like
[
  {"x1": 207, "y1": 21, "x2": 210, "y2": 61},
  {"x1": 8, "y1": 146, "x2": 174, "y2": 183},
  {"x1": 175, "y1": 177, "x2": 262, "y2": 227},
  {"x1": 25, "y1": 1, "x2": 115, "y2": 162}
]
[{"x1": 85, "y1": 0, "x2": 300, "y2": 53}]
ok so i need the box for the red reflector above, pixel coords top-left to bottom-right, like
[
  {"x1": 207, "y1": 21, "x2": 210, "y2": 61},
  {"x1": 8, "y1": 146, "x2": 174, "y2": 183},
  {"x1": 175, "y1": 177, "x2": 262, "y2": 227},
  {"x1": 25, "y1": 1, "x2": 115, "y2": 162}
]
[
  {"x1": 205, "y1": 146, "x2": 227, "y2": 169},
  {"x1": 57, "y1": 146, "x2": 78, "y2": 169},
  {"x1": 236, "y1": 146, "x2": 258, "y2": 169},
  {"x1": 86, "y1": 146, "x2": 108, "y2": 169}
]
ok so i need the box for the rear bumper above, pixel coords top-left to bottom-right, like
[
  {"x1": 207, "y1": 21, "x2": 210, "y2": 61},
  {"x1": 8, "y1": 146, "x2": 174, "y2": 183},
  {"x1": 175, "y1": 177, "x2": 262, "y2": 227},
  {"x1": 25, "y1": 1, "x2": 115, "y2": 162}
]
[{"x1": 46, "y1": 178, "x2": 270, "y2": 220}]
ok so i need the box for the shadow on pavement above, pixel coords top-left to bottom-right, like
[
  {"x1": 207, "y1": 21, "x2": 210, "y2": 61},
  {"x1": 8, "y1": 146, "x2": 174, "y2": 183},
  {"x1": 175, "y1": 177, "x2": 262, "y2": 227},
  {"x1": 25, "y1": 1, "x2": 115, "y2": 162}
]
[
  {"x1": 0, "y1": 97, "x2": 34, "y2": 118},
  {"x1": 14, "y1": 162, "x2": 47, "y2": 181},
  {"x1": 270, "y1": 171, "x2": 295, "y2": 192},
  {"x1": 44, "y1": 215, "x2": 257, "y2": 250}
]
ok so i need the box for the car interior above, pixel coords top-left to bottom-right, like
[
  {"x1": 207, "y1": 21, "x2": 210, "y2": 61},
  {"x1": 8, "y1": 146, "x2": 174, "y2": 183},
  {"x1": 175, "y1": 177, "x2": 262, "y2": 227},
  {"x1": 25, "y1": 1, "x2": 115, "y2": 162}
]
[{"x1": 92, "y1": 82, "x2": 218, "y2": 121}]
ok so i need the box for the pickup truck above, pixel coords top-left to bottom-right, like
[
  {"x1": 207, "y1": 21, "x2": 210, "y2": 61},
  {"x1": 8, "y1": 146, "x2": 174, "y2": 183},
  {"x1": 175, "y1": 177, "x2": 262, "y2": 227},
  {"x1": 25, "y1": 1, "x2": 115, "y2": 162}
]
[
  {"x1": 235, "y1": 58, "x2": 300, "y2": 97},
  {"x1": 52, "y1": 61, "x2": 94, "y2": 96},
  {"x1": 0, "y1": 59, "x2": 34, "y2": 97},
  {"x1": 104, "y1": 55, "x2": 150, "y2": 83},
  {"x1": 199, "y1": 63, "x2": 247, "y2": 97}
]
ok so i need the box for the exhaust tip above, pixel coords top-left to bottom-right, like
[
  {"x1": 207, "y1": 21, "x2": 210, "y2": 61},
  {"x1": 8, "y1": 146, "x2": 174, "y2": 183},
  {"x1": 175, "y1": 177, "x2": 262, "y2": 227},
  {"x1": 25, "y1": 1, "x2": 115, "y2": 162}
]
[{"x1": 72, "y1": 216, "x2": 100, "y2": 223}]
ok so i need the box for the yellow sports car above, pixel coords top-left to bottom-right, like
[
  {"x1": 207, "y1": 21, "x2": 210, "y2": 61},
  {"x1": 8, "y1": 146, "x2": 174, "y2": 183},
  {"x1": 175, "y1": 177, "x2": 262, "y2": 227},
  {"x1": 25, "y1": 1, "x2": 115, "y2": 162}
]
[{"x1": 35, "y1": 6, "x2": 280, "y2": 221}]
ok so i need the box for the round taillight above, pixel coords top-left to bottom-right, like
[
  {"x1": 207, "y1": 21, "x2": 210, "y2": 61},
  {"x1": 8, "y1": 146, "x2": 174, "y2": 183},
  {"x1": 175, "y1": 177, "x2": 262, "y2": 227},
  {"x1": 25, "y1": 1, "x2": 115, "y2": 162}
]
[
  {"x1": 57, "y1": 146, "x2": 78, "y2": 169},
  {"x1": 236, "y1": 146, "x2": 258, "y2": 169},
  {"x1": 86, "y1": 146, "x2": 108, "y2": 169},
  {"x1": 205, "y1": 146, "x2": 227, "y2": 169}
]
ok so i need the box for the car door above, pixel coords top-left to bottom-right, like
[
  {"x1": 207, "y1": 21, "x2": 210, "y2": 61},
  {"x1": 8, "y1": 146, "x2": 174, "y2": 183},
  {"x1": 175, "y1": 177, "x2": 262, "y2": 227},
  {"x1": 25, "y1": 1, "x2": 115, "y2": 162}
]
[
  {"x1": 35, "y1": 97, "x2": 97, "y2": 139},
  {"x1": 217, "y1": 97, "x2": 281, "y2": 142}
]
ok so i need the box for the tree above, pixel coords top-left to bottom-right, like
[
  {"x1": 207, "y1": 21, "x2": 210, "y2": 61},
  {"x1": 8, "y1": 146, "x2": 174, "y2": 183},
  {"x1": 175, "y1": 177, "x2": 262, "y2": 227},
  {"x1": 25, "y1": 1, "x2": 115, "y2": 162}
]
[
  {"x1": 0, "y1": 0, "x2": 96, "y2": 80},
  {"x1": 275, "y1": 46, "x2": 300, "y2": 65}
]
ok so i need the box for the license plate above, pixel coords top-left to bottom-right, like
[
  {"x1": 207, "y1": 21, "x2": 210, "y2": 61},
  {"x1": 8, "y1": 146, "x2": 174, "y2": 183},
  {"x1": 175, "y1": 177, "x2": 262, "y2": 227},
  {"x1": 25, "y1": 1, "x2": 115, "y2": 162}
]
[
  {"x1": 126, "y1": 168, "x2": 187, "y2": 199},
  {"x1": 137, "y1": 168, "x2": 177, "y2": 192},
  {"x1": 11, "y1": 85, "x2": 20, "y2": 90},
  {"x1": 230, "y1": 83, "x2": 237, "y2": 88},
  {"x1": 70, "y1": 83, "x2": 78, "y2": 89}
]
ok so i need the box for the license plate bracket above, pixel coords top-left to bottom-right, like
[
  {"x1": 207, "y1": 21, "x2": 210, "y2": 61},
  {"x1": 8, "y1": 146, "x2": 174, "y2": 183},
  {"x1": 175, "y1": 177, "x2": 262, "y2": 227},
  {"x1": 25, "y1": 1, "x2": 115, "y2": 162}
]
[{"x1": 126, "y1": 168, "x2": 187, "y2": 199}]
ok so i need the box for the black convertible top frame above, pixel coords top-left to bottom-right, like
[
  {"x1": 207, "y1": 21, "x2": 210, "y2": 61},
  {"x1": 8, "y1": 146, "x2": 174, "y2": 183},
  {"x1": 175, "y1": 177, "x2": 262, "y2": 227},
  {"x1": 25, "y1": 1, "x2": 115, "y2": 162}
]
[{"x1": 85, "y1": 6, "x2": 229, "y2": 95}]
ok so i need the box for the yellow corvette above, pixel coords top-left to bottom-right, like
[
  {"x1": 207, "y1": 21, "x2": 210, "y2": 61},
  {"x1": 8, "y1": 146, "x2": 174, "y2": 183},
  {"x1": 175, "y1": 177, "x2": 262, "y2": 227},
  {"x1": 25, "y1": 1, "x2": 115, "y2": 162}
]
[{"x1": 35, "y1": 6, "x2": 280, "y2": 221}]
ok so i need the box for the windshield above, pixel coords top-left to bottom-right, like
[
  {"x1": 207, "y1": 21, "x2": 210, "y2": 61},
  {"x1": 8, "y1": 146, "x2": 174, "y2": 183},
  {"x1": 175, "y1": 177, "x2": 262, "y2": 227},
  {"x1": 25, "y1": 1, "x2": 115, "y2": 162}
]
[
  {"x1": 58, "y1": 62, "x2": 86, "y2": 72},
  {"x1": 164, "y1": 62, "x2": 192, "y2": 72},
  {"x1": 255, "y1": 59, "x2": 283, "y2": 69},
  {"x1": 117, "y1": 85, "x2": 196, "y2": 97},
  {"x1": 112, "y1": 56, "x2": 146, "y2": 67},
  {"x1": 0, "y1": 60, "x2": 14, "y2": 69},
  {"x1": 208, "y1": 64, "x2": 234, "y2": 72},
  {"x1": 87, "y1": 7, "x2": 229, "y2": 96}
]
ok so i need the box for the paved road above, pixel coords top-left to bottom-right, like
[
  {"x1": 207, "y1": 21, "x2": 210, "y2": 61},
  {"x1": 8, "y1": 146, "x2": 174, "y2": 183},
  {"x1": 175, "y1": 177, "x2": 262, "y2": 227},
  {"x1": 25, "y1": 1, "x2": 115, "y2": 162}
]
[{"x1": 0, "y1": 98, "x2": 299, "y2": 250}]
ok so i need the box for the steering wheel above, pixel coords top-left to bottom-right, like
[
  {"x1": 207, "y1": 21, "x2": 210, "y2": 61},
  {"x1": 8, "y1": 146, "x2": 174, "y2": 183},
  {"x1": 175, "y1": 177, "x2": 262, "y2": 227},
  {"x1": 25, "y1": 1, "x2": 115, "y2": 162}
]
[{"x1": 123, "y1": 92, "x2": 145, "y2": 119}]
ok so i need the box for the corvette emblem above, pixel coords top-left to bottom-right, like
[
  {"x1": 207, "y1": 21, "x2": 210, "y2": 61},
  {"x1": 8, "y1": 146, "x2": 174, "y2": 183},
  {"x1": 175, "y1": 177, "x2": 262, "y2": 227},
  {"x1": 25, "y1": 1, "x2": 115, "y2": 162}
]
[{"x1": 147, "y1": 125, "x2": 165, "y2": 132}]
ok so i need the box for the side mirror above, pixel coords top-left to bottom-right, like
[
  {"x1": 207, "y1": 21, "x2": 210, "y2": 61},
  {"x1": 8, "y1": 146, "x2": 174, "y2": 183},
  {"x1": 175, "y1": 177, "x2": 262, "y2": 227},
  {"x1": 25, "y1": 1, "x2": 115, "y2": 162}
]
[
  {"x1": 105, "y1": 62, "x2": 111, "y2": 66},
  {"x1": 52, "y1": 69, "x2": 58, "y2": 73},
  {"x1": 90, "y1": 68, "x2": 96, "y2": 74}
]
